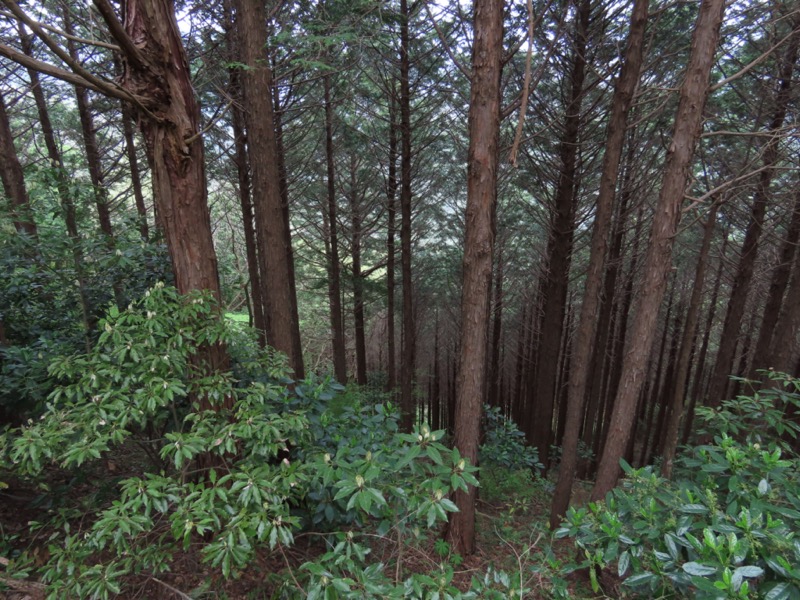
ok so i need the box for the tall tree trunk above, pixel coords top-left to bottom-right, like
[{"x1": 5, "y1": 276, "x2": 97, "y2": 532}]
[
  {"x1": 591, "y1": 0, "x2": 726, "y2": 500},
  {"x1": 661, "y1": 203, "x2": 718, "y2": 477},
  {"x1": 764, "y1": 245, "x2": 800, "y2": 374},
  {"x1": 550, "y1": 0, "x2": 647, "y2": 527},
  {"x1": 0, "y1": 90, "x2": 37, "y2": 240},
  {"x1": 399, "y1": 0, "x2": 416, "y2": 430},
  {"x1": 751, "y1": 186, "x2": 800, "y2": 375},
  {"x1": 233, "y1": 0, "x2": 303, "y2": 375},
  {"x1": 18, "y1": 25, "x2": 92, "y2": 348},
  {"x1": 272, "y1": 77, "x2": 305, "y2": 379},
  {"x1": 120, "y1": 100, "x2": 149, "y2": 240},
  {"x1": 446, "y1": 0, "x2": 502, "y2": 556},
  {"x1": 529, "y1": 0, "x2": 591, "y2": 469},
  {"x1": 386, "y1": 91, "x2": 398, "y2": 391},
  {"x1": 488, "y1": 242, "x2": 504, "y2": 406},
  {"x1": 683, "y1": 231, "x2": 728, "y2": 442},
  {"x1": 349, "y1": 154, "x2": 367, "y2": 385},
  {"x1": 324, "y1": 74, "x2": 348, "y2": 383},
  {"x1": 707, "y1": 24, "x2": 800, "y2": 406},
  {"x1": 117, "y1": 0, "x2": 231, "y2": 380}
]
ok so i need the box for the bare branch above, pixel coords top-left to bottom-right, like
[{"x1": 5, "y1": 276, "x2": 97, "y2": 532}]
[
  {"x1": 422, "y1": 0, "x2": 471, "y2": 81},
  {"x1": 0, "y1": 41, "x2": 107, "y2": 93},
  {"x1": 91, "y1": 0, "x2": 147, "y2": 69},
  {"x1": 0, "y1": 9, "x2": 120, "y2": 51}
]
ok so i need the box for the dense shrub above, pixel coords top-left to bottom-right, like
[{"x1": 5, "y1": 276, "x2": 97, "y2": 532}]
[
  {"x1": 556, "y1": 374, "x2": 800, "y2": 599},
  {"x1": 0, "y1": 285, "x2": 519, "y2": 599}
]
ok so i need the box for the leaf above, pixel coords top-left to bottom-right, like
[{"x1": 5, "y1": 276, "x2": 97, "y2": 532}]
[
  {"x1": 618, "y1": 550, "x2": 630, "y2": 577},
  {"x1": 733, "y1": 566, "x2": 764, "y2": 578},
  {"x1": 764, "y1": 582, "x2": 795, "y2": 600},
  {"x1": 623, "y1": 572, "x2": 656, "y2": 587},
  {"x1": 682, "y1": 562, "x2": 717, "y2": 577},
  {"x1": 679, "y1": 504, "x2": 709, "y2": 514}
]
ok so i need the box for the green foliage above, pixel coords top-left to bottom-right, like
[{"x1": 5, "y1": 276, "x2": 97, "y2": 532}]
[
  {"x1": 2, "y1": 284, "x2": 309, "y2": 597},
  {"x1": 556, "y1": 374, "x2": 800, "y2": 599},
  {"x1": 480, "y1": 405, "x2": 543, "y2": 472},
  {"x1": 1, "y1": 285, "x2": 515, "y2": 599}
]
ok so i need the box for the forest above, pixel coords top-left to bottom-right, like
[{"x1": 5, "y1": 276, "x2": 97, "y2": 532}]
[{"x1": 2, "y1": 0, "x2": 800, "y2": 597}]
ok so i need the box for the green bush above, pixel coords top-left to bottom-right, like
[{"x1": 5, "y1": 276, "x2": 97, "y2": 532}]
[
  {"x1": 480, "y1": 405, "x2": 542, "y2": 472},
  {"x1": 556, "y1": 374, "x2": 800, "y2": 599},
  {"x1": 1, "y1": 284, "x2": 516, "y2": 599}
]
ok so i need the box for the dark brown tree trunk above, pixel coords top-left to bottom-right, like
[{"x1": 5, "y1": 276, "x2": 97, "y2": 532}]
[
  {"x1": 446, "y1": 0, "x2": 503, "y2": 556},
  {"x1": 488, "y1": 243, "x2": 504, "y2": 406},
  {"x1": 683, "y1": 232, "x2": 728, "y2": 442},
  {"x1": 432, "y1": 313, "x2": 441, "y2": 430},
  {"x1": 120, "y1": 100, "x2": 149, "y2": 240},
  {"x1": 591, "y1": 0, "x2": 725, "y2": 500},
  {"x1": 512, "y1": 302, "x2": 529, "y2": 419},
  {"x1": 529, "y1": 0, "x2": 591, "y2": 470},
  {"x1": 63, "y1": 9, "x2": 115, "y2": 244},
  {"x1": 661, "y1": 203, "x2": 718, "y2": 477},
  {"x1": 324, "y1": 74, "x2": 348, "y2": 383},
  {"x1": 399, "y1": 0, "x2": 415, "y2": 431},
  {"x1": 233, "y1": 0, "x2": 303, "y2": 375},
  {"x1": 766, "y1": 246, "x2": 800, "y2": 374},
  {"x1": 349, "y1": 154, "x2": 367, "y2": 385},
  {"x1": 18, "y1": 25, "x2": 92, "y2": 348},
  {"x1": 0, "y1": 90, "x2": 37, "y2": 240},
  {"x1": 550, "y1": 0, "x2": 647, "y2": 527},
  {"x1": 707, "y1": 24, "x2": 800, "y2": 406},
  {"x1": 386, "y1": 91, "x2": 398, "y2": 391},
  {"x1": 272, "y1": 79, "x2": 305, "y2": 379},
  {"x1": 751, "y1": 187, "x2": 800, "y2": 375}
]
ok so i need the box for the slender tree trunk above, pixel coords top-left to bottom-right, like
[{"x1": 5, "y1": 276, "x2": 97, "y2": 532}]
[
  {"x1": 19, "y1": 25, "x2": 92, "y2": 348},
  {"x1": 349, "y1": 154, "x2": 368, "y2": 385},
  {"x1": 529, "y1": 0, "x2": 591, "y2": 469},
  {"x1": 751, "y1": 187, "x2": 800, "y2": 375},
  {"x1": 272, "y1": 78, "x2": 305, "y2": 379},
  {"x1": 446, "y1": 0, "x2": 503, "y2": 555},
  {"x1": 707, "y1": 24, "x2": 800, "y2": 406},
  {"x1": 0, "y1": 90, "x2": 37, "y2": 240},
  {"x1": 766, "y1": 246, "x2": 800, "y2": 374},
  {"x1": 550, "y1": 0, "x2": 647, "y2": 527},
  {"x1": 488, "y1": 243, "x2": 504, "y2": 406},
  {"x1": 683, "y1": 232, "x2": 728, "y2": 442},
  {"x1": 324, "y1": 74, "x2": 348, "y2": 383},
  {"x1": 591, "y1": 0, "x2": 726, "y2": 500},
  {"x1": 120, "y1": 100, "x2": 149, "y2": 240},
  {"x1": 399, "y1": 0, "x2": 416, "y2": 430},
  {"x1": 233, "y1": 0, "x2": 303, "y2": 375},
  {"x1": 386, "y1": 91, "x2": 398, "y2": 391},
  {"x1": 661, "y1": 203, "x2": 718, "y2": 477}
]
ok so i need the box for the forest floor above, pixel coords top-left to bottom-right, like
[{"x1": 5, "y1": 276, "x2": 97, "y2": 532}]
[{"x1": 0, "y1": 460, "x2": 598, "y2": 599}]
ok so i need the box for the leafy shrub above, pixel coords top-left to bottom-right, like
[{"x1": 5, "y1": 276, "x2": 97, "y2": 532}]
[
  {"x1": 1, "y1": 284, "x2": 510, "y2": 599},
  {"x1": 480, "y1": 405, "x2": 542, "y2": 472},
  {"x1": 556, "y1": 374, "x2": 800, "y2": 599}
]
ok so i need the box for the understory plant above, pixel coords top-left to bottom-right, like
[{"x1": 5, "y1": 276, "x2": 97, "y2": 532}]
[
  {"x1": 0, "y1": 284, "x2": 517, "y2": 599},
  {"x1": 556, "y1": 374, "x2": 800, "y2": 599}
]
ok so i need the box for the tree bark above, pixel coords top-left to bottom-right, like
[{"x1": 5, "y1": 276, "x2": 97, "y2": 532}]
[
  {"x1": 386, "y1": 90, "x2": 398, "y2": 391},
  {"x1": 0, "y1": 90, "x2": 37, "y2": 240},
  {"x1": 233, "y1": 0, "x2": 303, "y2": 375},
  {"x1": 707, "y1": 23, "x2": 800, "y2": 406},
  {"x1": 661, "y1": 203, "x2": 718, "y2": 477},
  {"x1": 446, "y1": 0, "x2": 502, "y2": 556},
  {"x1": 549, "y1": 0, "x2": 647, "y2": 528},
  {"x1": 488, "y1": 242, "x2": 504, "y2": 406},
  {"x1": 751, "y1": 187, "x2": 800, "y2": 375},
  {"x1": 529, "y1": 0, "x2": 591, "y2": 469},
  {"x1": 349, "y1": 154, "x2": 367, "y2": 385},
  {"x1": 591, "y1": 0, "x2": 726, "y2": 500},
  {"x1": 324, "y1": 74, "x2": 348, "y2": 383},
  {"x1": 399, "y1": 0, "x2": 416, "y2": 431}
]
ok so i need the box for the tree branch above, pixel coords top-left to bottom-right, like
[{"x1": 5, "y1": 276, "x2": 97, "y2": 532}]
[{"x1": 91, "y1": 0, "x2": 147, "y2": 70}]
